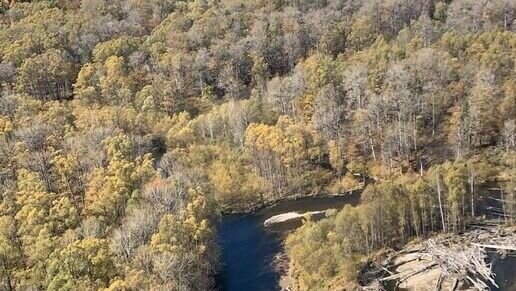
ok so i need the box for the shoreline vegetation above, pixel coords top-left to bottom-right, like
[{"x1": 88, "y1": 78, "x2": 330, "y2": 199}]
[
  {"x1": 282, "y1": 220, "x2": 516, "y2": 291},
  {"x1": 283, "y1": 170, "x2": 515, "y2": 290},
  {"x1": 263, "y1": 217, "x2": 516, "y2": 291},
  {"x1": 255, "y1": 179, "x2": 515, "y2": 290},
  {"x1": 227, "y1": 178, "x2": 514, "y2": 290},
  {"x1": 220, "y1": 187, "x2": 363, "y2": 215}
]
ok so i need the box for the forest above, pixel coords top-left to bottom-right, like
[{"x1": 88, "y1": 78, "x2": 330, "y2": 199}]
[{"x1": 0, "y1": 0, "x2": 514, "y2": 290}]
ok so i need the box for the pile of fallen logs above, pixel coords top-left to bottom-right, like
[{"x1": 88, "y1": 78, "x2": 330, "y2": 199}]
[
  {"x1": 424, "y1": 239, "x2": 496, "y2": 290},
  {"x1": 361, "y1": 225, "x2": 516, "y2": 290}
]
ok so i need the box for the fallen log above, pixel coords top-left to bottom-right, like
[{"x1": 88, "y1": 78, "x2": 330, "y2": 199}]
[
  {"x1": 388, "y1": 254, "x2": 431, "y2": 270},
  {"x1": 372, "y1": 262, "x2": 393, "y2": 276},
  {"x1": 264, "y1": 211, "x2": 325, "y2": 226},
  {"x1": 450, "y1": 278, "x2": 459, "y2": 291},
  {"x1": 471, "y1": 243, "x2": 516, "y2": 251},
  {"x1": 380, "y1": 262, "x2": 437, "y2": 282},
  {"x1": 434, "y1": 273, "x2": 444, "y2": 291}
]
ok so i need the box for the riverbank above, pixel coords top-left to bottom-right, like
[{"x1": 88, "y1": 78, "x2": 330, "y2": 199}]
[
  {"x1": 220, "y1": 190, "x2": 360, "y2": 215},
  {"x1": 278, "y1": 223, "x2": 516, "y2": 291},
  {"x1": 360, "y1": 223, "x2": 516, "y2": 290}
]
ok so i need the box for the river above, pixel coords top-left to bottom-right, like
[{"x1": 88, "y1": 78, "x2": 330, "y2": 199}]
[
  {"x1": 216, "y1": 186, "x2": 515, "y2": 291},
  {"x1": 216, "y1": 193, "x2": 361, "y2": 291}
]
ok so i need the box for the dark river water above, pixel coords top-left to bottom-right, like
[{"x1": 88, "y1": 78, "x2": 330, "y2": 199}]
[
  {"x1": 216, "y1": 214, "x2": 282, "y2": 291},
  {"x1": 492, "y1": 254, "x2": 516, "y2": 291},
  {"x1": 216, "y1": 193, "x2": 361, "y2": 291}
]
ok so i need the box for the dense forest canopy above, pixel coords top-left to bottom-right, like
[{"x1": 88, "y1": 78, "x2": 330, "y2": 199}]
[{"x1": 0, "y1": 0, "x2": 514, "y2": 290}]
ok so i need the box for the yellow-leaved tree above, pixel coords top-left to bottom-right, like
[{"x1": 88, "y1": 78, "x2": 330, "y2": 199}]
[{"x1": 85, "y1": 135, "x2": 155, "y2": 223}]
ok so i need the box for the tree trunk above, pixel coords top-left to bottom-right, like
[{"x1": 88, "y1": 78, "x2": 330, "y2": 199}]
[
  {"x1": 436, "y1": 172, "x2": 446, "y2": 232},
  {"x1": 470, "y1": 170, "x2": 475, "y2": 217},
  {"x1": 501, "y1": 188, "x2": 507, "y2": 223}
]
